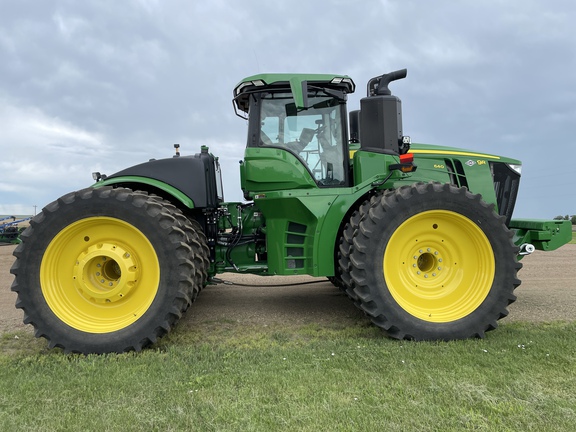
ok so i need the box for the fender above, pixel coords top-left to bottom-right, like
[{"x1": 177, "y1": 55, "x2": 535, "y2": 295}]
[{"x1": 95, "y1": 152, "x2": 221, "y2": 209}]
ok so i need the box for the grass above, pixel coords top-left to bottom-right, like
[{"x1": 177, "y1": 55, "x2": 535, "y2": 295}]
[
  {"x1": 1, "y1": 321, "x2": 575, "y2": 431},
  {"x1": 569, "y1": 231, "x2": 576, "y2": 244}
]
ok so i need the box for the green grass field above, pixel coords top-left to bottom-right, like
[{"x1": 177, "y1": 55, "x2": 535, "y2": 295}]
[
  {"x1": 570, "y1": 231, "x2": 576, "y2": 244},
  {"x1": 1, "y1": 320, "x2": 575, "y2": 431}
]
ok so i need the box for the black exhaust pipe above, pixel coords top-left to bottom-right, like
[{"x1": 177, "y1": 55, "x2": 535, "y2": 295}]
[{"x1": 367, "y1": 68, "x2": 407, "y2": 96}]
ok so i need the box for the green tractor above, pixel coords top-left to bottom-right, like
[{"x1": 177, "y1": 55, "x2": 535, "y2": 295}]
[{"x1": 11, "y1": 69, "x2": 571, "y2": 354}]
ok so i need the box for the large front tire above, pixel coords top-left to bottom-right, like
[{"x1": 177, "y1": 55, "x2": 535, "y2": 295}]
[
  {"x1": 10, "y1": 187, "x2": 198, "y2": 354},
  {"x1": 338, "y1": 193, "x2": 382, "y2": 304},
  {"x1": 350, "y1": 182, "x2": 521, "y2": 340}
]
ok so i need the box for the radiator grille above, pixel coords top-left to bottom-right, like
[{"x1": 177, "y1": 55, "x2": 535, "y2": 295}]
[{"x1": 490, "y1": 162, "x2": 520, "y2": 225}]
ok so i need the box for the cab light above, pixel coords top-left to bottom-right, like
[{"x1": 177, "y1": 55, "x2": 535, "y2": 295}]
[
  {"x1": 330, "y1": 77, "x2": 356, "y2": 92},
  {"x1": 234, "y1": 79, "x2": 267, "y2": 96},
  {"x1": 507, "y1": 164, "x2": 522, "y2": 175}
]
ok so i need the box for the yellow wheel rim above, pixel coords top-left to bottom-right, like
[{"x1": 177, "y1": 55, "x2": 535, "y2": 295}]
[
  {"x1": 40, "y1": 217, "x2": 160, "y2": 333},
  {"x1": 384, "y1": 210, "x2": 495, "y2": 323}
]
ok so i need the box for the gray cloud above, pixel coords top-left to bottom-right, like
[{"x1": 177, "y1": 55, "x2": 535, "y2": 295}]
[{"x1": 1, "y1": 0, "x2": 575, "y2": 217}]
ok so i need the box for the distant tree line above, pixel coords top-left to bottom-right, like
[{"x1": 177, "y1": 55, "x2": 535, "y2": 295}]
[{"x1": 553, "y1": 215, "x2": 576, "y2": 224}]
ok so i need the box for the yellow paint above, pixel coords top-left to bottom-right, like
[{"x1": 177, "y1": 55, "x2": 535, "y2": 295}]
[
  {"x1": 384, "y1": 210, "x2": 495, "y2": 322},
  {"x1": 409, "y1": 149, "x2": 500, "y2": 160},
  {"x1": 40, "y1": 217, "x2": 159, "y2": 333}
]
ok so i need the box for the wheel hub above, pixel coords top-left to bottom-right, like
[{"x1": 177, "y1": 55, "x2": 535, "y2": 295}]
[
  {"x1": 413, "y1": 248, "x2": 443, "y2": 279},
  {"x1": 73, "y1": 242, "x2": 140, "y2": 304}
]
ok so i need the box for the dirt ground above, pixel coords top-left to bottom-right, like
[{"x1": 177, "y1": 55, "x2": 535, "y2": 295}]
[{"x1": 1, "y1": 243, "x2": 574, "y2": 335}]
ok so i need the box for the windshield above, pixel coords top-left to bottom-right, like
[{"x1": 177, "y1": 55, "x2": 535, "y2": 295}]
[{"x1": 259, "y1": 92, "x2": 346, "y2": 186}]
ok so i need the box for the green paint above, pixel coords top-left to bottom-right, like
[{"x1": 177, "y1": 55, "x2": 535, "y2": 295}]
[
  {"x1": 510, "y1": 219, "x2": 572, "y2": 252},
  {"x1": 94, "y1": 176, "x2": 195, "y2": 208}
]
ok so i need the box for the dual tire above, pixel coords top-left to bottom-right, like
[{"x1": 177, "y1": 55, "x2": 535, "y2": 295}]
[
  {"x1": 339, "y1": 182, "x2": 521, "y2": 340},
  {"x1": 11, "y1": 187, "x2": 208, "y2": 354}
]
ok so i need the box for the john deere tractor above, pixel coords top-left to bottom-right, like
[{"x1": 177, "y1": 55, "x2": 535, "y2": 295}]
[{"x1": 11, "y1": 69, "x2": 571, "y2": 354}]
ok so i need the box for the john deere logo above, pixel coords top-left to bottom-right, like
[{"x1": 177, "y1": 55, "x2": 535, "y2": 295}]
[{"x1": 465, "y1": 160, "x2": 476, "y2": 166}]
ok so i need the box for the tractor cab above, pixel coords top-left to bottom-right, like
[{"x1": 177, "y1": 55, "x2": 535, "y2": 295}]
[
  {"x1": 234, "y1": 71, "x2": 411, "y2": 198},
  {"x1": 234, "y1": 74, "x2": 356, "y2": 196}
]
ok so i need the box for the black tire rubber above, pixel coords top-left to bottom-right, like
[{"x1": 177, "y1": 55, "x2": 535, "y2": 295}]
[
  {"x1": 186, "y1": 218, "x2": 211, "y2": 292},
  {"x1": 350, "y1": 182, "x2": 522, "y2": 341},
  {"x1": 10, "y1": 186, "x2": 198, "y2": 354},
  {"x1": 327, "y1": 276, "x2": 342, "y2": 287},
  {"x1": 338, "y1": 193, "x2": 382, "y2": 304},
  {"x1": 145, "y1": 193, "x2": 209, "y2": 302}
]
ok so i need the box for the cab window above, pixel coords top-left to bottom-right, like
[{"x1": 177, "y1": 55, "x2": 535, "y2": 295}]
[{"x1": 259, "y1": 92, "x2": 346, "y2": 186}]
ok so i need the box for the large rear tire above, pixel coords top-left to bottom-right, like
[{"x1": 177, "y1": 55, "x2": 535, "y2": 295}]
[
  {"x1": 10, "y1": 187, "x2": 199, "y2": 354},
  {"x1": 350, "y1": 182, "x2": 521, "y2": 340}
]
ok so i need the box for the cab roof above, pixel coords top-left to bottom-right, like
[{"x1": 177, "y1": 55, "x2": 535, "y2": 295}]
[{"x1": 233, "y1": 73, "x2": 355, "y2": 113}]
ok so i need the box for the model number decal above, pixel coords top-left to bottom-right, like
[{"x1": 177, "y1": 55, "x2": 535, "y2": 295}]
[{"x1": 433, "y1": 164, "x2": 445, "y2": 169}]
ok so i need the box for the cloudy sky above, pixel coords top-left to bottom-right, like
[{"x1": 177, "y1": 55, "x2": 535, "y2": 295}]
[{"x1": 1, "y1": 0, "x2": 575, "y2": 219}]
